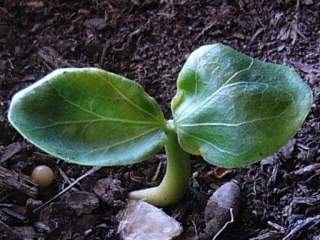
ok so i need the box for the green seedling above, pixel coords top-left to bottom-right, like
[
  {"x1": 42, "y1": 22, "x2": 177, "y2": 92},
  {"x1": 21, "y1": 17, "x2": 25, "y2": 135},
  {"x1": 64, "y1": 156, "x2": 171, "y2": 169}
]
[{"x1": 8, "y1": 44, "x2": 312, "y2": 206}]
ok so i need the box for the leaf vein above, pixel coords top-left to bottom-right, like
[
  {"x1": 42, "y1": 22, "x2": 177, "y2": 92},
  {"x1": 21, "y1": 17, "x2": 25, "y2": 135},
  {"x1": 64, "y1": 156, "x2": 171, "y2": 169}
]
[
  {"x1": 177, "y1": 59, "x2": 254, "y2": 122},
  {"x1": 82, "y1": 128, "x2": 159, "y2": 157},
  {"x1": 48, "y1": 82, "x2": 107, "y2": 119},
  {"x1": 179, "y1": 129, "x2": 237, "y2": 156},
  {"x1": 95, "y1": 72, "x2": 159, "y2": 121}
]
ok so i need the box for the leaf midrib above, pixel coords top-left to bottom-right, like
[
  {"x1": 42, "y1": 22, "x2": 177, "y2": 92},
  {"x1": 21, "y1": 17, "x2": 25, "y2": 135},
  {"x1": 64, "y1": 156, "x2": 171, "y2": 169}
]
[
  {"x1": 31, "y1": 118, "x2": 160, "y2": 131},
  {"x1": 178, "y1": 112, "x2": 289, "y2": 128},
  {"x1": 48, "y1": 81, "x2": 163, "y2": 129}
]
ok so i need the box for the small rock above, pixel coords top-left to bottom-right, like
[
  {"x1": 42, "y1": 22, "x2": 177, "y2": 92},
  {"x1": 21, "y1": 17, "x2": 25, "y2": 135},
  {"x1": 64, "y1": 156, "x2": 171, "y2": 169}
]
[
  {"x1": 84, "y1": 18, "x2": 107, "y2": 31},
  {"x1": 118, "y1": 200, "x2": 183, "y2": 240},
  {"x1": 94, "y1": 178, "x2": 125, "y2": 207},
  {"x1": 199, "y1": 180, "x2": 241, "y2": 239},
  {"x1": 66, "y1": 191, "x2": 99, "y2": 216}
]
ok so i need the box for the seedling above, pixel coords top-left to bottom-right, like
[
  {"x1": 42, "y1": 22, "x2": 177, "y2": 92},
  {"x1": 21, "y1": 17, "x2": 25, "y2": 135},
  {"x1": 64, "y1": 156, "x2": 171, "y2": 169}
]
[{"x1": 8, "y1": 44, "x2": 312, "y2": 206}]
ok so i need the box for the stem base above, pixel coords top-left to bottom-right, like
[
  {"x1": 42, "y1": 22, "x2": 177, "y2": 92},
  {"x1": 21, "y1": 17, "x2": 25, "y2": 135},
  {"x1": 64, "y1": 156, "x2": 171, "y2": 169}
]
[{"x1": 128, "y1": 130, "x2": 190, "y2": 206}]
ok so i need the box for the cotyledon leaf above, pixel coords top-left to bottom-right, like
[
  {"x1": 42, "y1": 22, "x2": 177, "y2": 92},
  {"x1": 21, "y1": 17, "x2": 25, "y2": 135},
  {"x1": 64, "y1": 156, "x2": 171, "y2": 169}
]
[
  {"x1": 8, "y1": 68, "x2": 167, "y2": 166},
  {"x1": 172, "y1": 44, "x2": 312, "y2": 168}
]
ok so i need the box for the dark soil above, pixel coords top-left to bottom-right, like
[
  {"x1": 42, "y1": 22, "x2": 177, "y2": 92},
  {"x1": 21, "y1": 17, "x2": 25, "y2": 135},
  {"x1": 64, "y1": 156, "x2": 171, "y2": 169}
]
[{"x1": 1, "y1": 0, "x2": 320, "y2": 239}]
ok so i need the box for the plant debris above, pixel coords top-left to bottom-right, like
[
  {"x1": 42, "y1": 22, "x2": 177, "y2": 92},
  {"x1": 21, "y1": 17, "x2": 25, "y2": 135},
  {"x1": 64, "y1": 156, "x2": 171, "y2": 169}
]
[
  {"x1": 0, "y1": 142, "x2": 25, "y2": 164},
  {"x1": 283, "y1": 215, "x2": 320, "y2": 240},
  {"x1": 94, "y1": 177, "x2": 125, "y2": 207},
  {"x1": 0, "y1": 166, "x2": 38, "y2": 198},
  {"x1": 66, "y1": 191, "x2": 99, "y2": 216}
]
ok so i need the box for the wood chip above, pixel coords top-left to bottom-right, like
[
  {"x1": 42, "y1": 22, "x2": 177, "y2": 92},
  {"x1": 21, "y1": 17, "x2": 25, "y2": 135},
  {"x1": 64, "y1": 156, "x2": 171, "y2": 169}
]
[
  {"x1": 0, "y1": 166, "x2": 38, "y2": 198},
  {"x1": 0, "y1": 142, "x2": 25, "y2": 163}
]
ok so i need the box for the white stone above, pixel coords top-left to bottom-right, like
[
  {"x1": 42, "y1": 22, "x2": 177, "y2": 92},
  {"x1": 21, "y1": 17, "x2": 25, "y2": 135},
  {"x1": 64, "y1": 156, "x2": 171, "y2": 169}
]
[{"x1": 118, "y1": 200, "x2": 183, "y2": 240}]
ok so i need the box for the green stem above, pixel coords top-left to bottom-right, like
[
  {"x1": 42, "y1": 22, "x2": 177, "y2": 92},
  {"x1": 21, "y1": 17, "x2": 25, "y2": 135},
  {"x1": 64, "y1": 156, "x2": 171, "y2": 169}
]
[{"x1": 128, "y1": 121, "x2": 190, "y2": 206}]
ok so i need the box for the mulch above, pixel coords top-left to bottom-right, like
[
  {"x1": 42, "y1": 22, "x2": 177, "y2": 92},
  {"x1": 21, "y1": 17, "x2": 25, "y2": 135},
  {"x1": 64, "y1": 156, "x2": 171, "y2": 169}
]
[{"x1": 0, "y1": 0, "x2": 320, "y2": 239}]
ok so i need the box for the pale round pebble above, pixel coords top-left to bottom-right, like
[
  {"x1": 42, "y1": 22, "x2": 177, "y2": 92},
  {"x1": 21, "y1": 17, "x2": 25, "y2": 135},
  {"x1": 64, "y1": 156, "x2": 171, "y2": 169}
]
[{"x1": 31, "y1": 165, "x2": 55, "y2": 188}]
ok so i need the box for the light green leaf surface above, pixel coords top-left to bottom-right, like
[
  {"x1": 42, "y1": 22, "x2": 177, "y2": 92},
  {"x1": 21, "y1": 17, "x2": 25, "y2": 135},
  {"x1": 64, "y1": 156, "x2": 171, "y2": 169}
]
[
  {"x1": 172, "y1": 44, "x2": 312, "y2": 168},
  {"x1": 9, "y1": 68, "x2": 167, "y2": 166}
]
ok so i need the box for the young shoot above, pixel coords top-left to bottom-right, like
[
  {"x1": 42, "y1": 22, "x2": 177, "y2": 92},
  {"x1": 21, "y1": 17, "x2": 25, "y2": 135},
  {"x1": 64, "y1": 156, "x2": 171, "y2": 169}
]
[{"x1": 8, "y1": 44, "x2": 312, "y2": 206}]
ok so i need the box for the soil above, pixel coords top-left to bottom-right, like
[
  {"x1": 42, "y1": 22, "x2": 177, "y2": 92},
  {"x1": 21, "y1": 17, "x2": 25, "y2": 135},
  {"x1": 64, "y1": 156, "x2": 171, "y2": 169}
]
[{"x1": 0, "y1": 0, "x2": 320, "y2": 239}]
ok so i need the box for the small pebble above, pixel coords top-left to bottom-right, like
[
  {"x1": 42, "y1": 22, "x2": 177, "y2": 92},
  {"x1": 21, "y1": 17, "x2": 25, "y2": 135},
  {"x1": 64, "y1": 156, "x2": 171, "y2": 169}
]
[
  {"x1": 31, "y1": 165, "x2": 55, "y2": 188},
  {"x1": 199, "y1": 180, "x2": 241, "y2": 239}
]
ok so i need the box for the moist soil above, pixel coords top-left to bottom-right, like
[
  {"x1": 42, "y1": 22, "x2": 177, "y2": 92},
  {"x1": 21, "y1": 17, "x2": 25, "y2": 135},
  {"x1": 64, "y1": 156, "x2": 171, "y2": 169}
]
[{"x1": 0, "y1": 1, "x2": 320, "y2": 239}]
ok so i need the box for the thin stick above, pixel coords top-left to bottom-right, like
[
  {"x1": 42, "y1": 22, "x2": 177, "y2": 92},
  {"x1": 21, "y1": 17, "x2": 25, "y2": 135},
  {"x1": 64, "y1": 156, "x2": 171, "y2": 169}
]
[{"x1": 33, "y1": 166, "x2": 101, "y2": 214}]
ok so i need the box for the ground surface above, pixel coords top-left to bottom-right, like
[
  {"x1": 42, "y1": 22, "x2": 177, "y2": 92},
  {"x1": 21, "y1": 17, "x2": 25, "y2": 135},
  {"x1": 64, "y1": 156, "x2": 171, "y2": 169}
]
[{"x1": 0, "y1": 0, "x2": 320, "y2": 239}]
